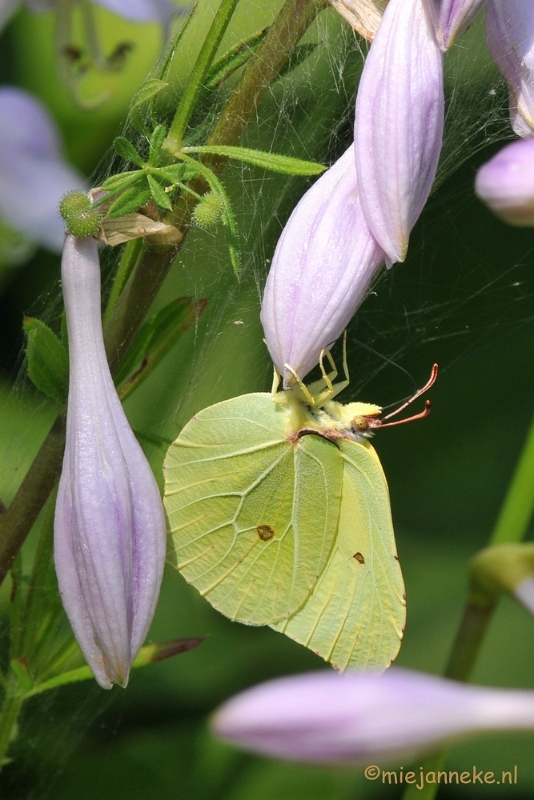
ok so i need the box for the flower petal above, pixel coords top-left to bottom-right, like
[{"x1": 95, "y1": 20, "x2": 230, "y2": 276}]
[
  {"x1": 92, "y1": 0, "x2": 187, "y2": 25},
  {"x1": 486, "y1": 0, "x2": 534, "y2": 138},
  {"x1": 260, "y1": 147, "x2": 384, "y2": 386},
  {"x1": 355, "y1": 0, "x2": 444, "y2": 264},
  {"x1": 424, "y1": 0, "x2": 486, "y2": 51},
  {"x1": 213, "y1": 669, "x2": 534, "y2": 764},
  {"x1": 475, "y1": 138, "x2": 534, "y2": 226},
  {"x1": 55, "y1": 235, "x2": 166, "y2": 689},
  {"x1": 0, "y1": 88, "x2": 85, "y2": 251}
]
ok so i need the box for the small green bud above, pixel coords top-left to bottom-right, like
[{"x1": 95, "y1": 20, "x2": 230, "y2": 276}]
[
  {"x1": 193, "y1": 193, "x2": 224, "y2": 230},
  {"x1": 60, "y1": 192, "x2": 101, "y2": 238}
]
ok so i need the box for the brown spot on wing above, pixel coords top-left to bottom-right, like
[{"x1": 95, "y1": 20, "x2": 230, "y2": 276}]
[
  {"x1": 353, "y1": 552, "x2": 365, "y2": 564},
  {"x1": 257, "y1": 524, "x2": 275, "y2": 541}
]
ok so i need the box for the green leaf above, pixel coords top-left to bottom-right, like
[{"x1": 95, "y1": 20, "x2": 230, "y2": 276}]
[
  {"x1": 129, "y1": 78, "x2": 169, "y2": 112},
  {"x1": 107, "y1": 183, "x2": 152, "y2": 219},
  {"x1": 101, "y1": 171, "x2": 141, "y2": 192},
  {"x1": 116, "y1": 297, "x2": 207, "y2": 399},
  {"x1": 278, "y1": 42, "x2": 320, "y2": 80},
  {"x1": 113, "y1": 137, "x2": 145, "y2": 168},
  {"x1": 148, "y1": 124, "x2": 168, "y2": 164},
  {"x1": 205, "y1": 27, "x2": 268, "y2": 89},
  {"x1": 152, "y1": 163, "x2": 199, "y2": 184},
  {"x1": 24, "y1": 317, "x2": 69, "y2": 404},
  {"x1": 182, "y1": 145, "x2": 326, "y2": 176},
  {"x1": 24, "y1": 637, "x2": 203, "y2": 698},
  {"x1": 147, "y1": 175, "x2": 173, "y2": 211}
]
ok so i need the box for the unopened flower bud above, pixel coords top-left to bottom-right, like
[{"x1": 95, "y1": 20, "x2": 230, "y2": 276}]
[
  {"x1": 475, "y1": 139, "x2": 534, "y2": 226},
  {"x1": 260, "y1": 147, "x2": 384, "y2": 386},
  {"x1": 213, "y1": 669, "x2": 534, "y2": 764},
  {"x1": 355, "y1": 0, "x2": 444, "y2": 264},
  {"x1": 55, "y1": 235, "x2": 166, "y2": 689},
  {"x1": 486, "y1": 0, "x2": 534, "y2": 138},
  {"x1": 424, "y1": 0, "x2": 486, "y2": 51}
]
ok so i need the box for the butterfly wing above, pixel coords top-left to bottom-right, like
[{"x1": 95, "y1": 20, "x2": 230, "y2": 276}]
[
  {"x1": 272, "y1": 436, "x2": 405, "y2": 671},
  {"x1": 163, "y1": 393, "x2": 343, "y2": 625}
]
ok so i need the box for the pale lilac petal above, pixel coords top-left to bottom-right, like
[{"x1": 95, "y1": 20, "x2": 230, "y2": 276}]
[
  {"x1": 355, "y1": 0, "x2": 444, "y2": 264},
  {"x1": 0, "y1": 88, "x2": 85, "y2": 251},
  {"x1": 486, "y1": 0, "x2": 534, "y2": 138},
  {"x1": 475, "y1": 138, "x2": 534, "y2": 225},
  {"x1": 424, "y1": 0, "x2": 486, "y2": 51},
  {"x1": 0, "y1": 0, "x2": 20, "y2": 31},
  {"x1": 260, "y1": 147, "x2": 385, "y2": 386},
  {"x1": 92, "y1": 0, "x2": 187, "y2": 25},
  {"x1": 514, "y1": 576, "x2": 534, "y2": 615},
  {"x1": 213, "y1": 669, "x2": 534, "y2": 764},
  {"x1": 55, "y1": 236, "x2": 166, "y2": 689}
]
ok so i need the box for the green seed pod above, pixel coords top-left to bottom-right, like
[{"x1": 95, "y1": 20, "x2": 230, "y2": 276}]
[
  {"x1": 193, "y1": 193, "x2": 224, "y2": 230},
  {"x1": 60, "y1": 192, "x2": 101, "y2": 238}
]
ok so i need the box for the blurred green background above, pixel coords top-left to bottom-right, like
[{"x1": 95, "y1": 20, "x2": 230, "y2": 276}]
[{"x1": 1, "y1": 3, "x2": 534, "y2": 799}]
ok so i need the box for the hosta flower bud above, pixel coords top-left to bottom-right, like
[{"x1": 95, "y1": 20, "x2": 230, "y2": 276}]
[
  {"x1": 213, "y1": 669, "x2": 534, "y2": 764},
  {"x1": 486, "y1": 0, "x2": 534, "y2": 138},
  {"x1": 260, "y1": 147, "x2": 385, "y2": 386},
  {"x1": 355, "y1": 0, "x2": 444, "y2": 264},
  {"x1": 424, "y1": 0, "x2": 486, "y2": 51},
  {"x1": 54, "y1": 235, "x2": 166, "y2": 689},
  {"x1": 475, "y1": 139, "x2": 534, "y2": 226}
]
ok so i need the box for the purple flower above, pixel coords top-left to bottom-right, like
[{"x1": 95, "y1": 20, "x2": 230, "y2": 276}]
[
  {"x1": 1, "y1": 0, "x2": 187, "y2": 30},
  {"x1": 475, "y1": 138, "x2": 534, "y2": 226},
  {"x1": 213, "y1": 669, "x2": 534, "y2": 764},
  {"x1": 54, "y1": 235, "x2": 166, "y2": 689},
  {"x1": 355, "y1": 0, "x2": 444, "y2": 264},
  {"x1": 260, "y1": 147, "x2": 385, "y2": 386},
  {"x1": 486, "y1": 0, "x2": 534, "y2": 138},
  {"x1": 0, "y1": 88, "x2": 85, "y2": 253},
  {"x1": 424, "y1": 0, "x2": 486, "y2": 51}
]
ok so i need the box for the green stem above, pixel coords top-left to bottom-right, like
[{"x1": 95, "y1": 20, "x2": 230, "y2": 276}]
[
  {"x1": 103, "y1": 239, "x2": 144, "y2": 323},
  {"x1": 489, "y1": 410, "x2": 534, "y2": 545},
  {"x1": 165, "y1": 0, "x2": 242, "y2": 151},
  {"x1": 0, "y1": 417, "x2": 65, "y2": 588}
]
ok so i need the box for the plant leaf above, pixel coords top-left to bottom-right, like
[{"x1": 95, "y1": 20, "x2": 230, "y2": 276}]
[
  {"x1": 107, "y1": 183, "x2": 152, "y2": 219},
  {"x1": 278, "y1": 42, "x2": 320, "y2": 80},
  {"x1": 101, "y1": 171, "x2": 141, "y2": 192},
  {"x1": 147, "y1": 175, "x2": 173, "y2": 211},
  {"x1": 205, "y1": 27, "x2": 268, "y2": 89},
  {"x1": 182, "y1": 145, "x2": 326, "y2": 176},
  {"x1": 113, "y1": 137, "x2": 145, "y2": 168},
  {"x1": 24, "y1": 638, "x2": 203, "y2": 698},
  {"x1": 24, "y1": 317, "x2": 69, "y2": 404},
  {"x1": 152, "y1": 163, "x2": 200, "y2": 184},
  {"x1": 148, "y1": 124, "x2": 168, "y2": 164},
  {"x1": 116, "y1": 296, "x2": 207, "y2": 398},
  {"x1": 130, "y1": 79, "x2": 170, "y2": 113}
]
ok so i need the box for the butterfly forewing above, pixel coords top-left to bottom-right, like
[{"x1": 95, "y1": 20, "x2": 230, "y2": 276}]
[{"x1": 164, "y1": 393, "x2": 342, "y2": 625}]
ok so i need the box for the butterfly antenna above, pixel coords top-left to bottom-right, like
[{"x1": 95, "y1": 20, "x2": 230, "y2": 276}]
[{"x1": 381, "y1": 364, "x2": 439, "y2": 423}]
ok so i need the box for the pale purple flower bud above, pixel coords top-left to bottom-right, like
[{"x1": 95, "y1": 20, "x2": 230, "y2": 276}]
[
  {"x1": 515, "y1": 575, "x2": 534, "y2": 615},
  {"x1": 3, "y1": 0, "x2": 187, "y2": 26},
  {"x1": 0, "y1": 88, "x2": 85, "y2": 252},
  {"x1": 213, "y1": 669, "x2": 534, "y2": 764},
  {"x1": 54, "y1": 235, "x2": 166, "y2": 689},
  {"x1": 355, "y1": 0, "x2": 444, "y2": 264},
  {"x1": 486, "y1": 0, "x2": 534, "y2": 138},
  {"x1": 475, "y1": 138, "x2": 534, "y2": 226},
  {"x1": 424, "y1": 0, "x2": 486, "y2": 51},
  {"x1": 260, "y1": 147, "x2": 385, "y2": 386}
]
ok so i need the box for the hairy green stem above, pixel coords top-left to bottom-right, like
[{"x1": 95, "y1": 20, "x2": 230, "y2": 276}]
[
  {"x1": 401, "y1": 411, "x2": 534, "y2": 800},
  {"x1": 165, "y1": 0, "x2": 242, "y2": 150}
]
